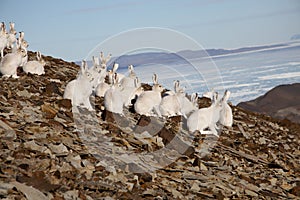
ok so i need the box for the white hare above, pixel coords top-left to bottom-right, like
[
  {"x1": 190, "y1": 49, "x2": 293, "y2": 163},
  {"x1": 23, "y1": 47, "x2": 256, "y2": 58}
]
[
  {"x1": 121, "y1": 77, "x2": 144, "y2": 107},
  {"x1": 180, "y1": 92, "x2": 199, "y2": 118},
  {"x1": 88, "y1": 55, "x2": 103, "y2": 89},
  {"x1": 104, "y1": 73, "x2": 124, "y2": 114},
  {"x1": 120, "y1": 64, "x2": 136, "y2": 88},
  {"x1": 187, "y1": 92, "x2": 224, "y2": 137},
  {"x1": 92, "y1": 52, "x2": 111, "y2": 84},
  {"x1": 134, "y1": 74, "x2": 164, "y2": 117},
  {"x1": 0, "y1": 22, "x2": 8, "y2": 58},
  {"x1": 218, "y1": 90, "x2": 233, "y2": 127},
  {"x1": 159, "y1": 80, "x2": 185, "y2": 117},
  {"x1": 109, "y1": 62, "x2": 125, "y2": 82},
  {"x1": 95, "y1": 70, "x2": 114, "y2": 97},
  {"x1": 0, "y1": 46, "x2": 27, "y2": 78},
  {"x1": 13, "y1": 32, "x2": 29, "y2": 66},
  {"x1": 63, "y1": 60, "x2": 95, "y2": 110},
  {"x1": 13, "y1": 32, "x2": 29, "y2": 52},
  {"x1": 23, "y1": 51, "x2": 45, "y2": 75},
  {"x1": 6, "y1": 22, "x2": 17, "y2": 49}
]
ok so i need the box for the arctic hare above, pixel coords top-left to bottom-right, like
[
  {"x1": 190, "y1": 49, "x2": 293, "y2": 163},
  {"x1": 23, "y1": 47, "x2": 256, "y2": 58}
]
[
  {"x1": 6, "y1": 22, "x2": 17, "y2": 49},
  {"x1": 23, "y1": 51, "x2": 45, "y2": 75},
  {"x1": 104, "y1": 73, "x2": 124, "y2": 114},
  {"x1": 187, "y1": 92, "x2": 223, "y2": 137},
  {"x1": 63, "y1": 61, "x2": 95, "y2": 110},
  {"x1": 218, "y1": 90, "x2": 233, "y2": 127},
  {"x1": 121, "y1": 77, "x2": 144, "y2": 107},
  {"x1": 0, "y1": 46, "x2": 27, "y2": 78},
  {"x1": 0, "y1": 22, "x2": 8, "y2": 58},
  {"x1": 134, "y1": 74, "x2": 164, "y2": 117},
  {"x1": 159, "y1": 80, "x2": 185, "y2": 117},
  {"x1": 120, "y1": 64, "x2": 136, "y2": 88}
]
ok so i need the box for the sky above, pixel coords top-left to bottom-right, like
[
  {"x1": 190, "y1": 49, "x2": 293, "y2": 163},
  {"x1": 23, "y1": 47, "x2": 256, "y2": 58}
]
[{"x1": 1, "y1": 0, "x2": 300, "y2": 61}]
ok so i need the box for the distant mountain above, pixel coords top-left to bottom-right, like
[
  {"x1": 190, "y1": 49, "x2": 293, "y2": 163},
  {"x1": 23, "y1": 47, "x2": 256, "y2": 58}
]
[
  {"x1": 238, "y1": 83, "x2": 300, "y2": 124},
  {"x1": 79, "y1": 41, "x2": 300, "y2": 71},
  {"x1": 178, "y1": 43, "x2": 287, "y2": 59},
  {"x1": 291, "y1": 34, "x2": 300, "y2": 40},
  {"x1": 82, "y1": 42, "x2": 291, "y2": 68}
]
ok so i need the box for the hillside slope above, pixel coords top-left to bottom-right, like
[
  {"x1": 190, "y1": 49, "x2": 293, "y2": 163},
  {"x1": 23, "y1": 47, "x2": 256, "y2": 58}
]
[
  {"x1": 238, "y1": 83, "x2": 300, "y2": 124},
  {"x1": 0, "y1": 52, "x2": 299, "y2": 199}
]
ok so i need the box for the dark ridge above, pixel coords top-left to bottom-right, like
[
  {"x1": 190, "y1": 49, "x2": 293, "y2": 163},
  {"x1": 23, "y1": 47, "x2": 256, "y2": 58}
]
[{"x1": 238, "y1": 83, "x2": 300, "y2": 124}]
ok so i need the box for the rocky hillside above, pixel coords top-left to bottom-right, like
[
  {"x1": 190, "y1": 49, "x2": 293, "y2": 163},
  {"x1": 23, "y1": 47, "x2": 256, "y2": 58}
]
[
  {"x1": 238, "y1": 83, "x2": 300, "y2": 124},
  {"x1": 0, "y1": 52, "x2": 299, "y2": 199}
]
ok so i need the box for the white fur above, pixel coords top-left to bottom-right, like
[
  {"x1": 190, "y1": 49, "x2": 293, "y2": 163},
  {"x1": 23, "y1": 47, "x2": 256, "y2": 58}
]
[
  {"x1": 187, "y1": 92, "x2": 223, "y2": 137},
  {"x1": 134, "y1": 74, "x2": 164, "y2": 116},
  {"x1": 104, "y1": 73, "x2": 124, "y2": 114},
  {"x1": 180, "y1": 92, "x2": 199, "y2": 118},
  {"x1": 159, "y1": 80, "x2": 184, "y2": 117},
  {"x1": 202, "y1": 88, "x2": 215, "y2": 99},
  {"x1": 121, "y1": 77, "x2": 144, "y2": 107},
  {"x1": 63, "y1": 61, "x2": 95, "y2": 110},
  {"x1": 95, "y1": 70, "x2": 114, "y2": 97},
  {"x1": 13, "y1": 32, "x2": 29, "y2": 53},
  {"x1": 0, "y1": 46, "x2": 27, "y2": 78},
  {"x1": 23, "y1": 51, "x2": 45, "y2": 75},
  {"x1": 120, "y1": 64, "x2": 136, "y2": 88},
  {"x1": 89, "y1": 56, "x2": 104, "y2": 89},
  {"x1": 219, "y1": 90, "x2": 233, "y2": 127},
  {"x1": 109, "y1": 62, "x2": 125, "y2": 82},
  {"x1": 14, "y1": 32, "x2": 29, "y2": 66},
  {"x1": 0, "y1": 22, "x2": 8, "y2": 58},
  {"x1": 6, "y1": 22, "x2": 17, "y2": 49}
]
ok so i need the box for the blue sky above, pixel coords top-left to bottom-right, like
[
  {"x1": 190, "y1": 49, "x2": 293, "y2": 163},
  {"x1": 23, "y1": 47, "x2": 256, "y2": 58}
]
[{"x1": 1, "y1": 0, "x2": 300, "y2": 61}]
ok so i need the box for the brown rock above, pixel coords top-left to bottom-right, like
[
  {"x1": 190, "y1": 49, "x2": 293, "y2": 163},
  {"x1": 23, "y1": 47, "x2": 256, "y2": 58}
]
[
  {"x1": 44, "y1": 82, "x2": 61, "y2": 96},
  {"x1": 41, "y1": 104, "x2": 58, "y2": 119}
]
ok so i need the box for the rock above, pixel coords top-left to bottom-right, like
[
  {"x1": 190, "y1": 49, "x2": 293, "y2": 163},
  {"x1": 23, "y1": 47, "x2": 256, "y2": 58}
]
[
  {"x1": 200, "y1": 162, "x2": 208, "y2": 171},
  {"x1": 245, "y1": 189, "x2": 258, "y2": 197},
  {"x1": 48, "y1": 143, "x2": 68, "y2": 155},
  {"x1": 13, "y1": 181, "x2": 50, "y2": 200},
  {"x1": 44, "y1": 82, "x2": 61, "y2": 96},
  {"x1": 290, "y1": 185, "x2": 300, "y2": 196},
  {"x1": 41, "y1": 104, "x2": 58, "y2": 119},
  {"x1": 259, "y1": 137, "x2": 267, "y2": 144},
  {"x1": 23, "y1": 140, "x2": 48, "y2": 152},
  {"x1": 16, "y1": 171, "x2": 59, "y2": 193},
  {"x1": 190, "y1": 181, "x2": 201, "y2": 192},
  {"x1": 57, "y1": 99, "x2": 72, "y2": 110}
]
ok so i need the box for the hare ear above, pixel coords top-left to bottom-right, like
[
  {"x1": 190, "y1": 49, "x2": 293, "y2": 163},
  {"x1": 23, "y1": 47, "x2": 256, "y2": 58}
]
[
  {"x1": 134, "y1": 77, "x2": 140, "y2": 87},
  {"x1": 174, "y1": 80, "x2": 179, "y2": 92},
  {"x1": 19, "y1": 31, "x2": 24, "y2": 40},
  {"x1": 191, "y1": 92, "x2": 197, "y2": 102},
  {"x1": 92, "y1": 56, "x2": 99, "y2": 66},
  {"x1": 1, "y1": 22, "x2": 6, "y2": 31},
  {"x1": 112, "y1": 62, "x2": 119, "y2": 72},
  {"x1": 81, "y1": 60, "x2": 87, "y2": 74},
  {"x1": 100, "y1": 52, "x2": 104, "y2": 61},
  {"x1": 222, "y1": 90, "x2": 230, "y2": 102},
  {"x1": 128, "y1": 64, "x2": 134, "y2": 72},
  {"x1": 212, "y1": 92, "x2": 218, "y2": 104},
  {"x1": 153, "y1": 74, "x2": 158, "y2": 84},
  {"x1": 106, "y1": 54, "x2": 112, "y2": 63},
  {"x1": 113, "y1": 73, "x2": 119, "y2": 84}
]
